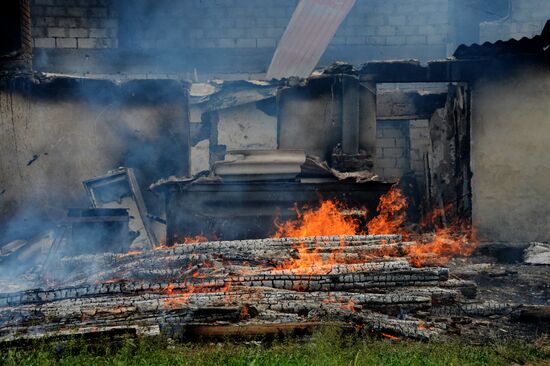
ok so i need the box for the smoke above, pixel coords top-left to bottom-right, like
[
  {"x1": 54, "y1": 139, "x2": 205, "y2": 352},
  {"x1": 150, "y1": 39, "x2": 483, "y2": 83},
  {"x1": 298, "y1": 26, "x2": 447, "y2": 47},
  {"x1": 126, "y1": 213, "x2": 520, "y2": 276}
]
[{"x1": 0, "y1": 75, "x2": 191, "y2": 292}]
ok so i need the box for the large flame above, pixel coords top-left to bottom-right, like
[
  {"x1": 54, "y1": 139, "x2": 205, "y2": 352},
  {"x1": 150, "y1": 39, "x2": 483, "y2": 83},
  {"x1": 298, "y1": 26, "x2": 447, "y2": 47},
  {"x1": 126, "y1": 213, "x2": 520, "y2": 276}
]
[
  {"x1": 272, "y1": 200, "x2": 362, "y2": 275},
  {"x1": 272, "y1": 185, "x2": 477, "y2": 272},
  {"x1": 273, "y1": 200, "x2": 361, "y2": 238},
  {"x1": 366, "y1": 186, "x2": 408, "y2": 236}
]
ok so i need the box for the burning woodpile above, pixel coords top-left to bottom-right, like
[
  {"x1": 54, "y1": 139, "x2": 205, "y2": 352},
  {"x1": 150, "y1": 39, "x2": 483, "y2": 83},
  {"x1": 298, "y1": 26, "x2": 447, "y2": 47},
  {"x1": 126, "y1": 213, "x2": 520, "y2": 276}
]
[{"x1": 2, "y1": 187, "x2": 523, "y2": 344}]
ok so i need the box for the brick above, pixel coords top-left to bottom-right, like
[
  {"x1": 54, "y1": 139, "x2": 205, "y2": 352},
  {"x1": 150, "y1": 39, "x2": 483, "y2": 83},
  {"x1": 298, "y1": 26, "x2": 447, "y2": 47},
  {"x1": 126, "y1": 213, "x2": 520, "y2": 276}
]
[
  {"x1": 383, "y1": 147, "x2": 405, "y2": 158},
  {"x1": 88, "y1": 28, "x2": 107, "y2": 38},
  {"x1": 189, "y1": 29, "x2": 204, "y2": 40},
  {"x1": 395, "y1": 157, "x2": 410, "y2": 169},
  {"x1": 394, "y1": 137, "x2": 408, "y2": 148},
  {"x1": 226, "y1": 28, "x2": 246, "y2": 38},
  {"x1": 410, "y1": 119, "x2": 429, "y2": 129},
  {"x1": 76, "y1": 37, "x2": 108, "y2": 48},
  {"x1": 69, "y1": 28, "x2": 89, "y2": 37},
  {"x1": 346, "y1": 36, "x2": 365, "y2": 45},
  {"x1": 219, "y1": 38, "x2": 237, "y2": 47},
  {"x1": 89, "y1": 7, "x2": 108, "y2": 17},
  {"x1": 331, "y1": 36, "x2": 346, "y2": 45},
  {"x1": 406, "y1": 35, "x2": 427, "y2": 44},
  {"x1": 376, "y1": 26, "x2": 396, "y2": 36},
  {"x1": 34, "y1": 17, "x2": 57, "y2": 27},
  {"x1": 57, "y1": 17, "x2": 79, "y2": 28},
  {"x1": 377, "y1": 138, "x2": 395, "y2": 148},
  {"x1": 410, "y1": 128, "x2": 429, "y2": 140},
  {"x1": 45, "y1": 6, "x2": 65, "y2": 16},
  {"x1": 34, "y1": 37, "x2": 56, "y2": 48},
  {"x1": 382, "y1": 168, "x2": 406, "y2": 179},
  {"x1": 257, "y1": 38, "x2": 276, "y2": 47},
  {"x1": 200, "y1": 39, "x2": 219, "y2": 48},
  {"x1": 47, "y1": 27, "x2": 67, "y2": 37},
  {"x1": 236, "y1": 38, "x2": 256, "y2": 48},
  {"x1": 58, "y1": 0, "x2": 78, "y2": 5},
  {"x1": 31, "y1": 6, "x2": 45, "y2": 16},
  {"x1": 32, "y1": 27, "x2": 47, "y2": 37},
  {"x1": 388, "y1": 15, "x2": 406, "y2": 26},
  {"x1": 367, "y1": 36, "x2": 386, "y2": 45},
  {"x1": 385, "y1": 36, "x2": 406, "y2": 45},
  {"x1": 427, "y1": 35, "x2": 446, "y2": 44},
  {"x1": 265, "y1": 27, "x2": 284, "y2": 37},
  {"x1": 376, "y1": 158, "x2": 397, "y2": 169},
  {"x1": 356, "y1": 26, "x2": 376, "y2": 36},
  {"x1": 411, "y1": 161, "x2": 425, "y2": 172},
  {"x1": 55, "y1": 37, "x2": 77, "y2": 48},
  {"x1": 381, "y1": 126, "x2": 405, "y2": 138},
  {"x1": 100, "y1": 18, "x2": 117, "y2": 28},
  {"x1": 66, "y1": 7, "x2": 86, "y2": 17}
]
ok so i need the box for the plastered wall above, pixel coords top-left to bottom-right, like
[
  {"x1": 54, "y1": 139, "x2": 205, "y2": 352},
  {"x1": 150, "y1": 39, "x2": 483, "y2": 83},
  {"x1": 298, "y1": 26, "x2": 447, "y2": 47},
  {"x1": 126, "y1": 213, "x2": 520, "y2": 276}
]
[
  {"x1": 0, "y1": 76, "x2": 189, "y2": 241},
  {"x1": 471, "y1": 69, "x2": 550, "y2": 242}
]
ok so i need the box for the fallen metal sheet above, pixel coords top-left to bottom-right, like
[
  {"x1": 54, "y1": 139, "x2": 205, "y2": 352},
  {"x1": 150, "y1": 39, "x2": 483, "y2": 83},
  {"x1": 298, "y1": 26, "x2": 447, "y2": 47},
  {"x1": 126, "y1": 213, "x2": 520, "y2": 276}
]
[
  {"x1": 266, "y1": 0, "x2": 357, "y2": 80},
  {"x1": 213, "y1": 150, "x2": 306, "y2": 181},
  {"x1": 83, "y1": 168, "x2": 157, "y2": 249},
  {"x1": 191, "y1": 80, "x2": 280, "y2": 112}
]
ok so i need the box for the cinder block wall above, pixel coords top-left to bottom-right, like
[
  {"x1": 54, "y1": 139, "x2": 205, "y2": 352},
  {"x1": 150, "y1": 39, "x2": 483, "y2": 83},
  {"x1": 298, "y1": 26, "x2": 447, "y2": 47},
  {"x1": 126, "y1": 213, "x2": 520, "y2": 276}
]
[
  {"x1": 374, "y1": 121, "x2": 410, "y2": 181},
  {"x1": 30, "y1": 0, "x2": 118, "y2": 49},
  {"x1": 27, "y1": 0, "x2": 452, "y2": 77},
  {"x1": 26, "y1": 0, "x2": 550, "y2": 77},
  {"x1": 480, "y1": 0, "x2": 550, "y2": 42},
  {"x1": 374, "y1": 119, "x2": 431, "y2": 183},
  {"x1": 409, "y1": 119, "x2": 430, "y2": 185}
]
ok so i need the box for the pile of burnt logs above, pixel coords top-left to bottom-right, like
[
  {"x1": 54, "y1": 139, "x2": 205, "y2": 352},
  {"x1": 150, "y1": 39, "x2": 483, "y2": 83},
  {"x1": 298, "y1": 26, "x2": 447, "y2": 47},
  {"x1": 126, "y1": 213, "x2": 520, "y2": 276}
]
[{"x1": 0, "y1": 235, "x2": 520, "y2": 343}]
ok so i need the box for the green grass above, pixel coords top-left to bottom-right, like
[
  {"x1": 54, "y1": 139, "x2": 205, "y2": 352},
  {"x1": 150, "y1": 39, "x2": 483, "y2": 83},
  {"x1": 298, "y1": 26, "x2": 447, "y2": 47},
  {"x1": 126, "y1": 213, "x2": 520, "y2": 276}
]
[{"x1": 1, "y1": 327, "x2": 549, "y2": 366}]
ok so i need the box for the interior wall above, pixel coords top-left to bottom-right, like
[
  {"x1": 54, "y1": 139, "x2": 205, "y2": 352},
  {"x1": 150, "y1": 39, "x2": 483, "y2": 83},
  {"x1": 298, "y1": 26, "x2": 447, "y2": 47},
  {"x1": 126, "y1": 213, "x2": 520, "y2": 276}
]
[
  {"x1": 0, "y1": 76, "x2": 190, "y2": 242},
  {"x1": 471, "y1": 69, "x2": 550, "y2": 242}
]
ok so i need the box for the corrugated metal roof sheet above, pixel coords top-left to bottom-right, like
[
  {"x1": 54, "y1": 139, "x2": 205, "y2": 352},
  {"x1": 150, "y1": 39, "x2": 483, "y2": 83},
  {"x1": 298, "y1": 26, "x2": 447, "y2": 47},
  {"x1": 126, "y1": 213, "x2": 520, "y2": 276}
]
[
  {"x1": 453, "y1": 19, "x2": 550, "y2": 59},
  {"x1": 266, "y1": 0, "x2": 356, "y2": 80}
]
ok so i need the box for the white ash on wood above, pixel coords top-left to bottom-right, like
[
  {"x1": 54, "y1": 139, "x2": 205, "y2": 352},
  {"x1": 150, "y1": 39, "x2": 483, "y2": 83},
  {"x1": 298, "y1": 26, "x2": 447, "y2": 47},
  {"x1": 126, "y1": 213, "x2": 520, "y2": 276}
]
[{"x1": 0, "y1": 234, "x2": 521, "y2": 343}]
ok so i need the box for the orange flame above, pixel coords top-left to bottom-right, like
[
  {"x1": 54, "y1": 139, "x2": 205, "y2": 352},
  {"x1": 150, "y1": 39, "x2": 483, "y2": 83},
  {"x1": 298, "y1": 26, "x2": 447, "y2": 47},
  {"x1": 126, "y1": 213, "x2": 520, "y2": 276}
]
[
  {"x1": 380, "y1": 332, "x2": 400, "y2": 341},
  {"x1": 272, "y1": 185, "x2": 477, "y2": 271},
  {"x1": 272, "y1": 200, "x2": 361, "y2": 274},
  {"x1": 367, "y1": 185, "x2": 408, "y2": 236},
  {"x1": 274, "y1": 200, "x2": 361, "y2": 238},
  {"x1": 163, "y1": 282, "x2": 196, "y2": 309},
  {"x1": 183, "y1": 234, "x2": 209, "y2": 244}
]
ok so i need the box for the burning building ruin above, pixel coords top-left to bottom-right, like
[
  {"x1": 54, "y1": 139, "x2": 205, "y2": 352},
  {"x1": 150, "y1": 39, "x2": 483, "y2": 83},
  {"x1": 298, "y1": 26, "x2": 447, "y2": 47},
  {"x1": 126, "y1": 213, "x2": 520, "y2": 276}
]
[{"x1": 0, "y1": 0, "x2": 549, "y2": 346}]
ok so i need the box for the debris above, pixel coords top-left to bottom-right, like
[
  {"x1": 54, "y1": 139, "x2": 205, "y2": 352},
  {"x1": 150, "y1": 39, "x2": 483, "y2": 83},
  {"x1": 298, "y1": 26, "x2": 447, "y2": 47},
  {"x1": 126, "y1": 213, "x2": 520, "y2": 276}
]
[
  {"x1": 524, "y1": 242, "x2": 550, "y2": 265},
  {"x1": 64, "y1": 208, "x2": 130, "y2": 256},
  {"x1": 0, "y1": 240, "x2": 27, "y2": 258},
  {"x1": 213, "y1": 150, "x2": 306, "y2": 181},
  {"x1": 83, "y1": 168, "x2": 157, "y2": 249}
]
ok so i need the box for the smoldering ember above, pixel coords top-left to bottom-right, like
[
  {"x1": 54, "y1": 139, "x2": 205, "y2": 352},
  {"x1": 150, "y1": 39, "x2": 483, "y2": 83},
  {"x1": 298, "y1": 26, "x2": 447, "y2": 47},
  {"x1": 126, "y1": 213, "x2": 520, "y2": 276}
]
[{"x1": 0, "y1": 0, "x2": 549, "y2": 356}]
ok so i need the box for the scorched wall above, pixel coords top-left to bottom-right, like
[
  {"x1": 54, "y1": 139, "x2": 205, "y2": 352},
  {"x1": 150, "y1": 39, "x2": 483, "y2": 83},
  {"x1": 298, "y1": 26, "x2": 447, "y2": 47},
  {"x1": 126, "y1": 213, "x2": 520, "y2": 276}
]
[
  {"x1": 0, "y1": 76, "x2": 190, "y2": 241},
  {"x1": 471, "y1": 69, "x2": 550, "y2": 242}
]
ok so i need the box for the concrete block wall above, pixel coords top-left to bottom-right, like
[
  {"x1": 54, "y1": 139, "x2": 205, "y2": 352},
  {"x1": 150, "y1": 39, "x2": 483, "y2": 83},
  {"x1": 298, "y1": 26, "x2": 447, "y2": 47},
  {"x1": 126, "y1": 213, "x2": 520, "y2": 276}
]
[
  {"x1": 28, "y1": 0, "x2": 452, "y2": 76},
  {"x1": 375, "y1": 120, "x2": 410, "y2": 181},
  {"x1": 30, "y1": 0, "x2": 118, "y2": 49},
  {"x1": 409, "y1": 119, "x2": 430, "y2": 185},
  {"x1": 480, "y1": 0, "x2": 550, "y2": 42},
  {"x1": 333, "y1": 0, "x2": 449, "y2": 50}
]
